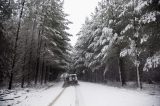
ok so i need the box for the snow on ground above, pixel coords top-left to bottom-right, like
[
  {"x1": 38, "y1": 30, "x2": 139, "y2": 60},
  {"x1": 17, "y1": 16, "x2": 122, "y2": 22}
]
[
  {"x1": 79, "y1": 81, "x2": 160, "y2": 106},
  {"x1": 0, "y1": 82, "x2": 64, "y2": 106},
  {"x1": 1, "y1": 81, "x2": 160, "y2": 106},
  {"x1": 53, "y1": 86, "x2": 75, "y2": 106}
]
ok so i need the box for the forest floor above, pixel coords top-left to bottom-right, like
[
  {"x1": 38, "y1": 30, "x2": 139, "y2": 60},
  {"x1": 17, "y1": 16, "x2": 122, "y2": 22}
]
[{"x1": 0, "y1": 81, "x2": 160, "y2": 106}]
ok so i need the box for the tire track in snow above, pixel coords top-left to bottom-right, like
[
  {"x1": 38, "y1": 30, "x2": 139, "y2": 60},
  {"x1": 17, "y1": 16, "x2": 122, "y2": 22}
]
[
  {"x1": 48, "y1": 87, "x2": 66, "y2": 106},
  {"x1": 75, "y1": 85, "x2": 86, "y2": 106},
  {"x1": 75, "y1": 86, "x2": 79, "y2": 106}
]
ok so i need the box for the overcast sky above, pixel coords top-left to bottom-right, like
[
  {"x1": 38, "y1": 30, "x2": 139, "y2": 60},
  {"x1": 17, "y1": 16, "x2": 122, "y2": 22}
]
[{"x1": 64, "y1": 0, "x2": 101, "y2": 46}]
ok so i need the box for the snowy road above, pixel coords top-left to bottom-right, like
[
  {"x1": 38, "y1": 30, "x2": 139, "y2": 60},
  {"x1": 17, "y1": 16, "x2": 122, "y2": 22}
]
[
  {"x1": 1, "y1": 81, "x2": 160, "y2": 106},
  {"x1": 49, "y1": 82, "x2": 160, "y2": 106},
  {"x1": 50, "y1": 85, "x2": 85, "y2": 106},
  {"x1": 50, "y1": 86, "x2": 75, "y2": 106}
]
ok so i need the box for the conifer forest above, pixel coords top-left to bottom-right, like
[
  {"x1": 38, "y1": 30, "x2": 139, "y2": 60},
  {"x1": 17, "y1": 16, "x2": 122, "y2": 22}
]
[{"x1": 0, "y1": 0, "x2": 160, "y2": 106}]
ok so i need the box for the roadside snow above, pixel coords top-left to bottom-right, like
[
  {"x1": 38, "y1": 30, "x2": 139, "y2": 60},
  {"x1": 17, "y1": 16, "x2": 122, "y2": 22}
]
[
  {"x1": 79, "y1": 81, "x2": 160, "y2": 106},
  {"x1": 0, "y1": 82, "x2": 64, "y2": 106}
]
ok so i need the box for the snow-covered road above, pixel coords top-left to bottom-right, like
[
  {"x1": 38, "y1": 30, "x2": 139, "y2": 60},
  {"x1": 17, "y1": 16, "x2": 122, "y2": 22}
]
[
  {"x1": 50, "y1": 85, "x2": 85, "y2": 106},
  {"x1": 50, "y1": 86, "x2": 75, "y2": 106},
  {"x1": 1, "y1": 81, "x2": 160, "y2": 106},
  {"x1": 49, "y1": 82, "x2": 160, "y2": 106}
]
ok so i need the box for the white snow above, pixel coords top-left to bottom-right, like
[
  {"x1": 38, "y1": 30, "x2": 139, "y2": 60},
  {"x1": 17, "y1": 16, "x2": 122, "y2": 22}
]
[
  {"x1": 85, "y1": 52, "x2": 93, "y2": 60},
  {"x1": 139, "y1": 12, "x2": 160, "y2": 24},
  {"x1": 121, "y1": 24, "x2": 133, "y2": 35},
  {"x1": 135, "y1": 1, "x2": 148, "y2": 12},
  {"x1": 101, "y1": 45, "x2": 109, "y2": 54},
  {"x1": 93, "y1": 28, "x2": 101, "y2": 36},
  {"x1": 51, "y1": 41, "x2": 57, "y2": 46},
  {"x1": 120, "y1": 49, "x2": 129, "y2": 57},
  {"x1": 53, "y1": 86, "x2": 75, "y2": 106},
  {"x1": 0, "y1": 82, "x2": 64, "y2": 106},
  {"x1": 144, "y1": 52, "x2": 160, "y2": 71},
  {"x1": 101, "y1": 39, "x2": 107, "y2": 45},
  {"x1": 47, "y1": 49, "x2": 54, "y2": 56},
  {"x1": 140, "y1": 34, "x2": 149, "y2": 44},
  {"x1": 1, "y1": 81, "x2": 160, "y2": 106},
  {"x1": 102, "y1": 27, "x2": 113, "y2": 35},
  {"x1": 79, "y1": 82, "x2": 160, "y2": 106}
]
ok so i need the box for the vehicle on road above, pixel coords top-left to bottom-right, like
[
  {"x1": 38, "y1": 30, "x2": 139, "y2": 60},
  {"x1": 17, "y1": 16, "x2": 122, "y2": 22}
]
[{"x1": 63, "y1": 74, "x2": 78, "y2": 87}]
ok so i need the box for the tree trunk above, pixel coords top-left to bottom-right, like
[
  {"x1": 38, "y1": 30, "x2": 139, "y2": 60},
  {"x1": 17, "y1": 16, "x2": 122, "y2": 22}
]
[
  {"x1": 35, "y1": 30, "x2": 42, "y2": 85},
  {"x1": 21, "y1": 35, "x2": 28, "y2": 88},
  {"x1": 21, "y1": 59, "x2": 25, "y2": 88},
  {"x1": 40, "y1": 59, "x2": 45, "y2": 85},
  {"x1": 44, "y1": 66, "x2": 48, "y2": 84},
  {"x1": 136, "y1": 65, "x2": 141, "y2": 88},
  {"x1": 136, "y1": 55, "x2": 142, "y2": 89},
  {"x1": 8, "y1": 0, "x2": 25, "y2": 90},
  {"x1": 21, "y1": 75, "x2": 25, "y2": 88},
  {"x1": 27, "y1": 72, "x2": 30, "y2": 86},
  {"x1": 118, "y1": 57, "x2": 122, "y2": 85},
  {"x1": 40, "y1": 41, "x2": 46, "y2": 85},
  {"x1": 35, "y1": 58, "x2": 39, "y2": 85},
  {"x1": 132, "y1": 0, "x2": 142, "y2": 89},
  {"x1": 28, "y1": 17, "x2": 37, "y2": 85},
  {"x1": 8, "y1": 72, "x2": 13, "y2": 89},
  {"x1": 118, "y1": 56, "x2": 127, "y2": 86}
]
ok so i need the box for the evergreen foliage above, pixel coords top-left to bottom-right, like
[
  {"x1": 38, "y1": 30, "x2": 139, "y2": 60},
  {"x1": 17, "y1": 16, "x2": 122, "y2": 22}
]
[{"x1": 74, "y1": 0, "x2": 160, "y2": 87}]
